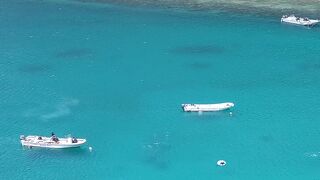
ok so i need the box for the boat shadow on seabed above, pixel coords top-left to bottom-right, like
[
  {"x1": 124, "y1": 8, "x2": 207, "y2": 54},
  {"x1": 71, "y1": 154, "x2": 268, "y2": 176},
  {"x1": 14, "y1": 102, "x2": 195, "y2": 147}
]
[{"x1": 182, "y1": 110, "x2": 234, "y2": 120}]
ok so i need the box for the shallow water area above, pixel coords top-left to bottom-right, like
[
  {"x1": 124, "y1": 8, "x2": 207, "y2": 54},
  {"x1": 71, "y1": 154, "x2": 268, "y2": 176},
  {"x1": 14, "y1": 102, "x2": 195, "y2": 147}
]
[{"x1": 1, "y1": 0, "x2": 320, "y2": 179}]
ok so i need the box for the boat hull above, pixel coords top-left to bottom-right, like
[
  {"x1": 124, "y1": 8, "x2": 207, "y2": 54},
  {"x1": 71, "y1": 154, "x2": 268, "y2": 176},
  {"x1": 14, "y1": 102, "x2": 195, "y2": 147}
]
[
  {"x1": 281, "y1": 20, "x2": 319, "y2": 26},
  {"x1": 20, "y1": 135, "x2": 86, "y2": 149},
  {"x1": 182, "y1": 102, "x2": 234, "y2": 112}
]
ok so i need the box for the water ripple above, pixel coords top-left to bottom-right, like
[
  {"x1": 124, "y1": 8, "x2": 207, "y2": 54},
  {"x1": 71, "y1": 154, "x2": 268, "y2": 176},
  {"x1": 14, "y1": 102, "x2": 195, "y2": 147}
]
[{"x1": 23, "y1": 98, "x2": 79, "y2": 121}]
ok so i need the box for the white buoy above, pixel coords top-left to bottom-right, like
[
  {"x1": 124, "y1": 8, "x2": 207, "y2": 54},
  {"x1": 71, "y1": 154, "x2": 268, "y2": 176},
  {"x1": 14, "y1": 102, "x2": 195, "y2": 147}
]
[
  {"x1": 229, "y1": 112, "x2": 233, "y2": 116},
  {"x1": 89, "y1": 146, "x2": 93, "y2": 152},
  {"x1": 217, "y1": 160, "x2": 226, "y2": 166}
]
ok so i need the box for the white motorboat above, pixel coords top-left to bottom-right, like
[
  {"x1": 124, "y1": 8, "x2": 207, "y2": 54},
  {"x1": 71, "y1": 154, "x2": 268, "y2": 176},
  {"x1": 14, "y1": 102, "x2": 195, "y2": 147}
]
[
  {"x1": 20, "y1": 134, "x2": 86, "y2": 149},
  {"x1": 181, "y1": 102, "x2": 234, "y2": 112},
  {"x1": 281, "y1": 15, "x2": 319, "y2": 26}
]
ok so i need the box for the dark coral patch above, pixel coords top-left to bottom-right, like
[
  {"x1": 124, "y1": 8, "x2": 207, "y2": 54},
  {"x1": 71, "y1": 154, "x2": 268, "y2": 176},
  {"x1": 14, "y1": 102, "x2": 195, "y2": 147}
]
[
  {"x1": 142, "y1": 133, "x2": 171, "y2": 169},
  {"x1": 170, "y1": 45, "x2": 224, "y2": 55},
  {"x1": 19, "y1": 64, "x2": 51, "y2": 73},
  {"x1": 54, "y1": 48, "x2": 93, "y2": 59},
  {"x1": 188, "y1": 62, "x2": 212, "y2": 69},
  {"x1": 259, "y1": 135, "x2": 274, "y2": 143},
  {"x1": 299, "y1": 62, "x2": 320, "y2": 71}
]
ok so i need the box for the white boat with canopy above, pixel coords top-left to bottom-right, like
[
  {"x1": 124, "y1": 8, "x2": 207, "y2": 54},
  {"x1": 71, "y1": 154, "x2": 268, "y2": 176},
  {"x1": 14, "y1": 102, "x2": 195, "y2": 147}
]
[
  {"x1": 20, "y1": 133, "x2": 86, "y2": 149},
  {"x1": 182, "y1": 102, "x2": 234, "y2": 112},
  {"x1": 281, "y1": 15, "x2": 319, "y2": 26}
]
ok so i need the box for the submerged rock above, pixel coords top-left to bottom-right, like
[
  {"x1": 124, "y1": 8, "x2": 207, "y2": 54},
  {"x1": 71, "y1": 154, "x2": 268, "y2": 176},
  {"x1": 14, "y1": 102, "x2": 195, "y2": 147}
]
[
  {"x1": 142, "y1": 132, "x2": 171, "y2": 169},
  {"x1": 171, "y1": 45, "x2": 224, "y2": 55}
]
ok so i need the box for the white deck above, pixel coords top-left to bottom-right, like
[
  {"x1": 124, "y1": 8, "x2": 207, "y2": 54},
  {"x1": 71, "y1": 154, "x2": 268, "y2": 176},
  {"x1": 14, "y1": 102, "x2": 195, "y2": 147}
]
[
  {"x1": 182, "y1": 102, "x2": 234, "y2": 112},
  {"x1": 20, "y1": 135, "x2": 86, "y2": 149}
]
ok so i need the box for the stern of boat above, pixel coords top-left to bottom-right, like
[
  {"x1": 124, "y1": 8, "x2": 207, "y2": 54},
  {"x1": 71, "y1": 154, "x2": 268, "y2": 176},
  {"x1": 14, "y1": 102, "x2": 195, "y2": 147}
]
[{"x1": 181, "y1": 104, "x2": 186, "y2": 111}]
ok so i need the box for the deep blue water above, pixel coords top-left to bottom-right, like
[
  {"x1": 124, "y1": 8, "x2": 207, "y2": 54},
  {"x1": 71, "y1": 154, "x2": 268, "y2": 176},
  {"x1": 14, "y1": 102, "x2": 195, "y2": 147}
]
[{"x1": 1, "y1": 0, "x2": 320, "y2": 179}]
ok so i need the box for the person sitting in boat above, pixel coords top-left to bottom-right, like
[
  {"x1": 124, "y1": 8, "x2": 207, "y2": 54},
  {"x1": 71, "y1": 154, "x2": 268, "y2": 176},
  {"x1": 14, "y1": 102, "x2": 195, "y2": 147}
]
[
  {"x1": 52, "y1": 136, "x2": 59, "y2": 143},
  {"x1": 38, "y1": 136, "x2": 42, "y2": 140},
  {"x1": 51, "y1": 133, "x2": 59, "y2": 143},
  {"x1": 72, "y1": 137, "x2": 78, "y2": 143}
]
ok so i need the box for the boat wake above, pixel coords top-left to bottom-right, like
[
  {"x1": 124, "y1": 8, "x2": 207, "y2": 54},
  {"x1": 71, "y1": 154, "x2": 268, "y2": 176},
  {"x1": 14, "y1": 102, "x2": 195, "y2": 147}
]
[{"x1": 304, "y1": 152, "x2": 320, "y2": 158}]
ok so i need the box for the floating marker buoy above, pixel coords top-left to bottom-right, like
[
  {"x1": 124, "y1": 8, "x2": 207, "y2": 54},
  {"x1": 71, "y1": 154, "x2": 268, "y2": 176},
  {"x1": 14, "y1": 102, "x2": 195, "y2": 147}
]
[
  {"x1": 217, "y1": 160, "x2": 226, "y2": 166},
  {"x1": 229, "y1": 112, "x2": 233, "y2": 116},
  {"x1": 89, "y1": 147, "x2": 93, "y2": 152}
]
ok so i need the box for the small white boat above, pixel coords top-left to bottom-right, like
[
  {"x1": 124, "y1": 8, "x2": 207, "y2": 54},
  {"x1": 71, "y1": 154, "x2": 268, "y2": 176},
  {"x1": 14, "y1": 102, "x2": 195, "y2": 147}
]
[
  {"x1": 181, "y1": 102, "x2": 234, "y2": 112},
  {"x1": 217, "y1": 160, "x2": 227, "y2": 166},
  {"x1": 281, "y1": 15, "x2": 319, "y2": 26},
  {"x1": 20, "y1": 134, "x2": 86, "y2": 149}
]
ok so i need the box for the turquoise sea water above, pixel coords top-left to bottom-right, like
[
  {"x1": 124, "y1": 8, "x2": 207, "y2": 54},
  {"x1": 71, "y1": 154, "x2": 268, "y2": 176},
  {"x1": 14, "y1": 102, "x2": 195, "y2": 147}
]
[{"x1": 1, "y1": 0, "x2": 320, "y2": 179}]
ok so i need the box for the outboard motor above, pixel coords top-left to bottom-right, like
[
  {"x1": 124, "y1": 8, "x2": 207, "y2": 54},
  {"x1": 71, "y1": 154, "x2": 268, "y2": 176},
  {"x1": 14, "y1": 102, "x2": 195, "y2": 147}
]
[
  {"x1": 20, "y1": 135, "x2": 25, "y2": 140},
  {"x1": 181, "y1": 104, "x2": 186, "y2": 111}
]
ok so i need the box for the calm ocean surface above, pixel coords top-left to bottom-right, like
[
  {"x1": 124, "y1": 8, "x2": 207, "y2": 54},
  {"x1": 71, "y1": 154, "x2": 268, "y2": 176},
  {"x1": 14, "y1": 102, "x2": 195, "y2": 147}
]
[{"x1": 1, "y1": 0, "x2": 320, "y2": 179}]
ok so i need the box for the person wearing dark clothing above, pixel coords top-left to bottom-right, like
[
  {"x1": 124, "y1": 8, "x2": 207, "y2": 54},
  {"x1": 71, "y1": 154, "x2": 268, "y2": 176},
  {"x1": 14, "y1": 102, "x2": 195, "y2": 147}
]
[
  {"x1": 72, "y1": 137, "x2": 78, "y2": 143},
  {"x1": 51, "y1": 132, "x2": 59, "y2": 142}
]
